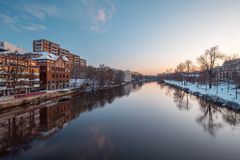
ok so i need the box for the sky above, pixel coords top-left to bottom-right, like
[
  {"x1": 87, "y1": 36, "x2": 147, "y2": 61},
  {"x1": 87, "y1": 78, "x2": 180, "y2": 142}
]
[{"x1": 1, "y1": 0, "x2": 240, "y2": 75}]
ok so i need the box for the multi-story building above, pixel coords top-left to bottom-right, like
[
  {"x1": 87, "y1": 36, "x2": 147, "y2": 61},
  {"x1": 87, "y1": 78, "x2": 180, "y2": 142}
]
[
  {"x1": 32, "y1": 52, "x2": 70, "y2": 90},
  {"x1": 33, "y1": 39, "x2": 87, "y2": 80},
  {"x1": 0, "y1": 41, "x2": 25, "y2": 54},
  {"x1": 80, "y1": 58, "x2": 86, "y2": 67},
  {"x1": 216, "y1": 58, "x2": 240, "y2": 81},
  {"x1": 0, "y1": 53, "x2": 40, "y2": 96},
  {"x1": 79, "y1": 58, "x2": 87, "y2": 79},
  {"x1": 33, "y1": 39, "x2": 60, "y2": 55},
  {"x1": 122, "y1": 70, "x2": 132, "y2": 83}
]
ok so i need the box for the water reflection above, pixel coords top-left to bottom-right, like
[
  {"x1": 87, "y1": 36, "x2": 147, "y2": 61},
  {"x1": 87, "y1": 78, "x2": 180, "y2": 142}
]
[
  {"x1": 159, "y1": 83, "x2": 240, "y2": 136},
  {"x1": 0, "y1": 83, "x2": 142, "y2": 157},
  {"x1": 196, "y1": 99, "x2": 223, "y2": 136},
  {"x1": 173, "y1": 90, "x2": 192, "y2": 111}
]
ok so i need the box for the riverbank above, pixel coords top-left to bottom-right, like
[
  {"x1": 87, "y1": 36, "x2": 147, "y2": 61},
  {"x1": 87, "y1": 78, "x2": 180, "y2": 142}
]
[
  {"x1": 163, "y1": 80, "x2": 240, "y2": 110},
  {"x1": 0, "y1": 83, "x2": 132, "y2": 109}
]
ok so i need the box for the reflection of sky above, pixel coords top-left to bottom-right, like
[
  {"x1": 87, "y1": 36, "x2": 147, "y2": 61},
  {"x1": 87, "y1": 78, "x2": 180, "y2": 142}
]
[
  {"x1": 3, "y1": 82, "x2": 240, "y2": 160},
  {"x1": 2, "y1": 0, "x2": 240, "y2": 74}
]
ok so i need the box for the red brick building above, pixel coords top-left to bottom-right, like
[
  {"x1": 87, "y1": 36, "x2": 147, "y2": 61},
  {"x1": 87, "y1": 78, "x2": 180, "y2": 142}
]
[
  {"x1": 33, "y1": 39, "x2": 87, "y2": 79},
  {"x1": 32, "y1": 52, "x2": 70, "y2": 90},
  {"x1": 0, "y1": 53, "x2": 40, "y2": 96}
]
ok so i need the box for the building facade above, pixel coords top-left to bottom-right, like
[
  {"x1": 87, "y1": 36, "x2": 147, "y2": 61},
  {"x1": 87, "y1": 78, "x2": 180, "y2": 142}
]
[
  {"x1": 32, "y1": 52, "x2": 70, "y2": 90},
  {"x1": 33, "y1": 39, "x2": 60, "y2": 55},
  {"x1": 216, "y1": 58, "x2": 240, "y2": 81},
  {"x1": 0, "y1": 41, "x2": 25, "y2": 54},
  {"x1": 122, "y1": 70, "x2": 132, "y2": 83},
  {"x1": 0, "y1": 53, "x2": 40, "y2": 96},
  {"x1": 33, "y1": 39, "x2": 87, "y2": 80},
  {"x1": 79, "y1": 58, "x2": 87, "y2": 79}
]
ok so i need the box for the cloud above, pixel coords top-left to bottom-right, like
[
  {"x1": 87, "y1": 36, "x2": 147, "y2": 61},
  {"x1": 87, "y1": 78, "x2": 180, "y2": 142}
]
[
  {"x1": 0, "y1": 2, "x2": 59, "y2": 32},
  {"x1": 23, "y1": 4, "x2": 60, "y2": 21},
  {"x1": 81, "y1": 0, "x2": 116, "y2": 33},
  {"x1": 0, "y1": 13, "x2": 21, "y2": 31},
  {"x1": 96, "y1": 9, "x2": 107, "y2": 22},
  {"x1": 0, "y1": 13, "x2": 46, "y2": 32},
  {"x1": 20, "y1": 23, "x2": 47, "y2": 31}
]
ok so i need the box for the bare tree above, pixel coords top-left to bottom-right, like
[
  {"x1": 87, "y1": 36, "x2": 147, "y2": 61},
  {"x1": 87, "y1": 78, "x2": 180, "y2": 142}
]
[
  {"x1": 184, "y1": 60, "x2": 193, "y2": 84},
  {"x1": 175, "y1": 62, "x2": 186, "y2": 84},
  {"x1": 197, "y1": 46, "x2": 225, "y2": 89}
]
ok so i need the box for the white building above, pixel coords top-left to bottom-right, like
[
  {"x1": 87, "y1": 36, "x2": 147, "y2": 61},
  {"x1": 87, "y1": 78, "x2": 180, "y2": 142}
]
[
  {"x1": 0, "y1": 41, "x2": 25, "y2": 54},
  {"x1": 122, "y1": 70, "x2": 132, "y2": 83}
]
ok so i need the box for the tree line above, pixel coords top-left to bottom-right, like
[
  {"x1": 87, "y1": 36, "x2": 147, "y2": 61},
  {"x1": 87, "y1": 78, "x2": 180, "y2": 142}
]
[{"x1": 159, "y1": 46, "x2": 240, "y2": 98}]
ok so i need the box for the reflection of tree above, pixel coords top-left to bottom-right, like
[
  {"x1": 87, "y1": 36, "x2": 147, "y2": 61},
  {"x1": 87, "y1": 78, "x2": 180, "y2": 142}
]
[
  {"x1": 222, "y1": 109, "x2": 240, "y2": 129},
  {"x1": 173, "y1": 90, "x2": 191, "y2": 111},
  {"x1": 196, "y1": 99, "x2": 222, "y2": 136},
  {"x1": 162, "y1": 83, "x2": 240, "y2": 135},
  {"x1": 131, "y1": 83, "x2": 143, "y2": 93}
]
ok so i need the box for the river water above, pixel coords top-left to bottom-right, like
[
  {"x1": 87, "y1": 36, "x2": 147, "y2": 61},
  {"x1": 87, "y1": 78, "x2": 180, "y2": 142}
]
[{"x1": 1, "y1": 82, "x2": 240, "y2": 160}]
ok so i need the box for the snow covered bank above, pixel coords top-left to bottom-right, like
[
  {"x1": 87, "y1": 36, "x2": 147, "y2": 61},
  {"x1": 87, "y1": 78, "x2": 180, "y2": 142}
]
[
  {"x1": 69, "y1": 79, "x2": 85, "y2": 88},
  {"x1": 164, "y1": 80, "x2": 240, "y2": 110}
]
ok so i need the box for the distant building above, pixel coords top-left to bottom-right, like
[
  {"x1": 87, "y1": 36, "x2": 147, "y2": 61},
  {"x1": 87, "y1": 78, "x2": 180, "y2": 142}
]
[
  {"x1": 33, "y1": 39, "x2": 87, "y2": 80},
  {"x1": 79, "y1": 58, "x2": 87, "y2": 79},
  {"x1": 80, "y1": 58, "x2": 86, "y2": 67},
  {"x1": 0, "y1": 41, "x2": 25, "y2": 54},
  {"x1": 32, "y1": 52, "x2": 70, "y2": 90},
  {"x1": 0, "y1": 53, "x2": 40, "y2": 96},
  {"x1": 217, "y1": 58, "x2": 240, "y2": 81},
  {"x1": 122, "y1": 70, "x2": 132, "y2": 83}
]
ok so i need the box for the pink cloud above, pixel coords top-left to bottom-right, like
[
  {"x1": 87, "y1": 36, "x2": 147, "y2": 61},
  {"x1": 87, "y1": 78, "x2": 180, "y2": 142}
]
[{"x1": 96, "y1": 9, "x2": 107, "y2": 22}]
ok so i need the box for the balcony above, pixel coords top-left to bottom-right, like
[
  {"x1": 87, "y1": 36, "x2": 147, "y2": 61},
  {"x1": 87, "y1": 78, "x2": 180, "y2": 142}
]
[
  {"x1": 17, "y1": 78, "x2": 29, "y2": 81},
  {"x1": 29, "y1": 78, "x2": 40, "y2": 81}
]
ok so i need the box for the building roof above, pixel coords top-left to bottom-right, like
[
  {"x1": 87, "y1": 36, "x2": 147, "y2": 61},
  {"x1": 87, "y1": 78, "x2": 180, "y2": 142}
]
[
  {"x1": 223, "y1": 58, "x2": 240, "y2": 66},
  {"x1": 62, "y1": 55, "x2": 69, "y2": 62},
  {"x1": 0, "y1": 48, "x2": 8, "y2": 52},
  {"x1": 32, "y1": 52, "x2": 69, "y2": 62}
]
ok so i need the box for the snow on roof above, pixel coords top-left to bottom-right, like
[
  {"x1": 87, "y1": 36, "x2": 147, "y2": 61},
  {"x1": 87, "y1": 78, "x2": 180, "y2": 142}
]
[
  {"x1": 32, "y1": 51, "x2": 70, "y2": 62},
  {"x1": 32, "y1": 52, "x2": 59, "y2": 61},
  {"x1": 223, "y1": 58, "x2": 240, "y2": 66},
  {"x1": 62, "y1": 55, "x2": 69, "y2": 62}
]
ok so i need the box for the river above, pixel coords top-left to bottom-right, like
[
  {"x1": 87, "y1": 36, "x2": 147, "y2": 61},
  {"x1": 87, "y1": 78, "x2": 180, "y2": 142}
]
[{"x1": 1, "y1": 82, "x2": 240, "y2": 160}]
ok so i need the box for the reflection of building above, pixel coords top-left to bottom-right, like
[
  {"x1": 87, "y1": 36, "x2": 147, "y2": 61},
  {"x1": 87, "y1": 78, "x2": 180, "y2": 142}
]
[
  {"x1": 123, "y1": 84, "x2": 132, "y2": 96},
  {"x1": 0, "y1": 85, "x2": 136, "y2": 155},
  {"x1": 0, "y1": 108, "x2": 40, "y2": 153},
  {"x1": 0, "y1": 53, "x2": 40, "y2": 96},
  {"x1": 32, "y1": 52, "x2": 70, "y2": 90},
  {"x1": 40, "y1": 102, "x2": 71, "y2": 131},
  {"x1": 0, "y1": 41, "x2": 25, "y2": 54}
]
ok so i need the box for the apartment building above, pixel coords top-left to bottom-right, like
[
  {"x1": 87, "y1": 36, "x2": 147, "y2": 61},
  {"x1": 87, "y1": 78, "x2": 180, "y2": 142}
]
[
  {"x1": 33, "y1": 39, "x2": 60, "y2": 55},
  {"x1": 32, "y1": 52, "x2": 70, "y2": 90},
  {"x1": 122, "y1": 70, "x2": 132, "y2": 83},
  {"x1": 0, "y1": 53, "x2": 40, "y2": 96},
  {"x1": 33, "y1": 39, "x2": 87, "y2": 79}
]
